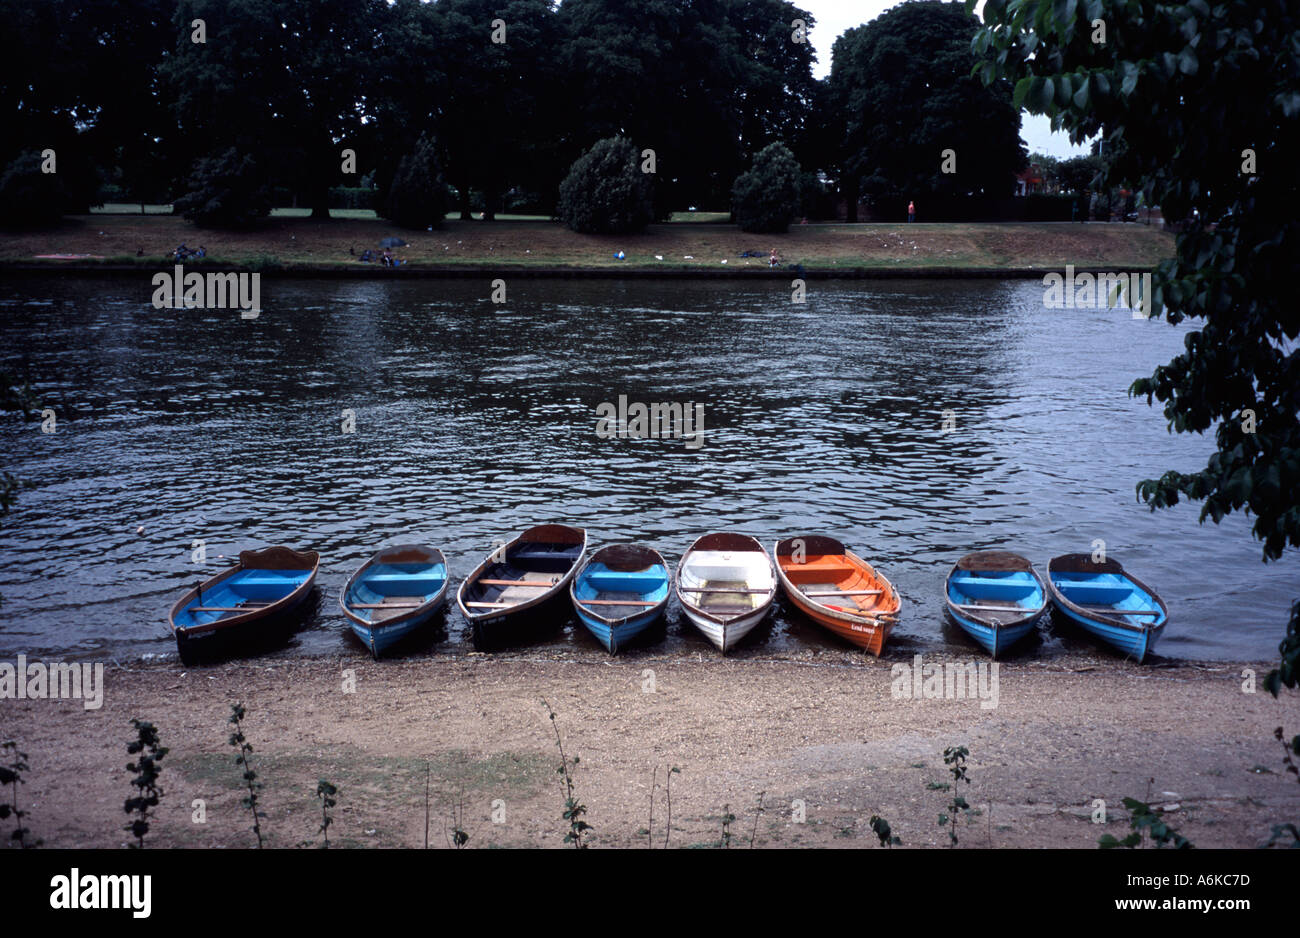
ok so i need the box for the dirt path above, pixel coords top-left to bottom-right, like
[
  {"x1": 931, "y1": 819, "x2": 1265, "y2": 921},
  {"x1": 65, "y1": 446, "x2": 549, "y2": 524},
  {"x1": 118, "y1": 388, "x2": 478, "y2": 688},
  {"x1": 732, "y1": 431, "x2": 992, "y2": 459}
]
[{"x1": 3, "y1": 650, "x2": 1295, "y2": 849}]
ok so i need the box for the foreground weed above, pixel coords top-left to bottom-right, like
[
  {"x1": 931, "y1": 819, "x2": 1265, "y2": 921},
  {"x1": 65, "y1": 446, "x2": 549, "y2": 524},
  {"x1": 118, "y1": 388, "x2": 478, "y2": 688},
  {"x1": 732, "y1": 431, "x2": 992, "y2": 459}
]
[
  {"x1": 123, "y1": 720, "x2": 167, "y2": 848},
  {"x1": 1262, "y1": 726, "x2": 1300, "y2": 848},
  {"x1": 869, "y1": 815, "x2": 901, "y2": 847},
  {"x1": 315, "y1": 779, "x2": 337, "y2": 848},
  {"x1": 0, "y1": 741, "x2": 39, "y2": 848},
  {"x1": 542, "y1": 699, "x2": 591, "y2": 848},
  {"x1": 227, "y1": 703, "x2": 265, "y2": 848}
]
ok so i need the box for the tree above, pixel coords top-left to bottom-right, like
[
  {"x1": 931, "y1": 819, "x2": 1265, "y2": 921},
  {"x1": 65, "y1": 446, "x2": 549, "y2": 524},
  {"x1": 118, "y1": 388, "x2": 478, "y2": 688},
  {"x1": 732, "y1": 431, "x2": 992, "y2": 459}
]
[
  {"x1": 166, "y1": 0, "x2": 381, "y2": 219},
  {"x1": 556, "y1": 136, "x2": 654, "y2": 234},
  {"x1": 173, "y1": 148, "x2": 272, "y2": 228},
  {"x1": 1057, "y1": 154, "x2": 1103, "y2": 194},
  {"x1": 382, "y1": 135, "x2": 449, "y2": 230},
  {"x1": 732, "y1": 142, "x2": 802, "y2": 232},
  {"x1": 560, "y1": 0, "x2": 820, "y2": 215},
  {"x1": 973, "y1": 0, "x2": 1300, "y2": 686},
  {"x1": 830, "y1": 0, "x2": 1025, "y2": 219},
  {"x1": 0, "y1": 152, "x2": 67, "y2": 228}
]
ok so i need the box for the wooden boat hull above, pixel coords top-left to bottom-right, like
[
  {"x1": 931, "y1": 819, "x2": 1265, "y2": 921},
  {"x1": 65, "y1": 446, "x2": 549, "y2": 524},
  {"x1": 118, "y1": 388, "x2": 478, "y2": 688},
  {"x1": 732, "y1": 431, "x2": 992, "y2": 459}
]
[
  {"x1": 675, "y1": 533, "x2": 776, "y2": 653},
  {"x1": 1045, "y1": 553, "x2": 1168, "y2": 663},
  {"x1": 168, "y1": 546, "x2": 319, "y2": 661},
  {"x1": 944, "y1": 551, "x2": 1046, "y2": 658},
  {"x1": 456, "y1": 524, "x2": 586, "y2": 650},
  {"x1": 340, "y1": 545, "x2": 449, "y2": 657},
  {"x1": 570, "y1": 544, "x2": 669, "y2": 653},
  {"x1": 774, "y1": 535, "x2": 899, "y2": 655}
]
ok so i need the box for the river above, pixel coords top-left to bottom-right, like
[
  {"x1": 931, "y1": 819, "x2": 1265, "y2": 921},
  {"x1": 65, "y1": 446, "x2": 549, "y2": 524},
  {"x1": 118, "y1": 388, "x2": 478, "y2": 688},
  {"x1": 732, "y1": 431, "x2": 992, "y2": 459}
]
[{"x1": 0, "y1": 275, "x2": 1292, "y2": 662}]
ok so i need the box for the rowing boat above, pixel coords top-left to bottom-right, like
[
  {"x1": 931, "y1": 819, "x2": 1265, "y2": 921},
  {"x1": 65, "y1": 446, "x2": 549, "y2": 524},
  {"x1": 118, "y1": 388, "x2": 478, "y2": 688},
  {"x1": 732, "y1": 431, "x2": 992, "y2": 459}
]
[
  {"x1": 168, "y1": 546, "x2": 319, "y2": 661},
  {"x1": 570, "y1": 544, "x2": 669, "y2": 653},
  {"x1": 675, "y1": 533, "x2": 775, "y2": 653},
  {"x1": 1045, "y1": 553, "x2": 1168, "y2": 663},
  {"x1": 340, "y1": 544, "x2": 448, "y2": 657},
  {"x1": 456, "y1": 524, "x2": 586, "y2": 648},
  {"x1": 944, "y1": 551, "x2": 1046, "y2": 657},
  {"x1": 773, "y1": 535, "x2": 899, "y2": 655}
]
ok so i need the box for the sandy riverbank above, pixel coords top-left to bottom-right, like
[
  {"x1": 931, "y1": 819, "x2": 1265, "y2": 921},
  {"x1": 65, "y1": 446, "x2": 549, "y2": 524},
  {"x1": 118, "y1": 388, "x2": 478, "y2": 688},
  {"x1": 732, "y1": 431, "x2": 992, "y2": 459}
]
[
  {"x1": 3, "y1": 649, "x2": 1295, "y2": 849},
  {"x1": 0, "y1": 216, "x2": 1174, "y2": 274}
]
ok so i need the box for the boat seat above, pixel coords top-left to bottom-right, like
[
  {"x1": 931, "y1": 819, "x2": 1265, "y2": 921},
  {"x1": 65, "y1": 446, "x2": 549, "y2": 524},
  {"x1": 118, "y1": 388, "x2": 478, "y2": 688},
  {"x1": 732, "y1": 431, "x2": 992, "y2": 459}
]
[
  {"x1": 1056, "y1": 582, "x2": 1132, "y2": 604},
  {"x1": 782, "y1": 562, "x2": 849, "y2": 573},
  {"x1": 235, "y1": 575, "x2": 307, "y2": 587},
  {"x1": 367, "y1": 572, "x2": 440, "y2": 582},
  {"x1": 512, "y1": 549, "x2": 576, "y2": 562}
]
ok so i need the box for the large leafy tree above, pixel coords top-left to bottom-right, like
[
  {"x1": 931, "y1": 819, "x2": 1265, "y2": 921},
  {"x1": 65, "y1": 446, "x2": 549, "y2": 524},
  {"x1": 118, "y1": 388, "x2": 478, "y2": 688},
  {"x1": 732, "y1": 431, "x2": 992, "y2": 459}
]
[
  {"x1": 732, "y1": 141, "x2": 802, "y2": 232},
  {"x1": 560, "y1": 0, "x2": 819, "y2": 213},
  {"x1": 973, "y1": 0, "x2": 1300, "y2": 687},
  {"x1": 167, "y1": 0, "x2": 381, "y2": 220},
  {"x1": 830, "y1": 0, "x2": 1026, "y2": 219},
  {"x1": 431, "y1": 0, "x2": 565, "y2": 220},
  {"x1": 556, "y1": 136, "x2": 654, "y2": 234}
]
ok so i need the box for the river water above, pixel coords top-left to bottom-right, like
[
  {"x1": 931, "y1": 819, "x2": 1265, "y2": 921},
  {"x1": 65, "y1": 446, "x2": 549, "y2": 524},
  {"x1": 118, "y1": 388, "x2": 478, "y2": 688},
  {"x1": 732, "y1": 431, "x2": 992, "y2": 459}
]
[{"x1": 0, "y1": 275, "x2": 1292, "y2": 662}]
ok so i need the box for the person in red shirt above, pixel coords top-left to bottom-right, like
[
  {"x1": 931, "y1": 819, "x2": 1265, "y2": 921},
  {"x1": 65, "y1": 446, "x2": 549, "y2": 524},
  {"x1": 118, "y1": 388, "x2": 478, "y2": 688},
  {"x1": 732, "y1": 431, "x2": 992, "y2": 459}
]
[{"x1": 908, "y1": 200, "x2": 916, "y2": 222}]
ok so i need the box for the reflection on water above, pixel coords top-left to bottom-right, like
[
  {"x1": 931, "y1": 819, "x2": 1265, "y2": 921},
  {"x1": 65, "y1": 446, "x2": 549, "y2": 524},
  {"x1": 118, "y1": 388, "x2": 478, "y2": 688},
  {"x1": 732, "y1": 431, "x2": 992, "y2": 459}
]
[{"x1": 0, "y1": 276, "x2": 1292, "y2": 662}]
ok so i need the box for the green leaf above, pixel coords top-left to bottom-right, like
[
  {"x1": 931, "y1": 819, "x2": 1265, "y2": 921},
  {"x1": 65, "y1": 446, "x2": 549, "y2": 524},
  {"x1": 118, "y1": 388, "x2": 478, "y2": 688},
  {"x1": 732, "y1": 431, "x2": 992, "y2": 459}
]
[
  {"x1": 1178, "y1": 48, "x2": 1199, "y2": 75},
  {"x1": 1033, "y1": 76, "x2": 1055, "y2": 112},
  {"x1": 1012, "y1": 76, "x2": 1033, "y2": 109},
  {"x1": 1120, "y1": 63, "x2": 1138, "y2": 96}
]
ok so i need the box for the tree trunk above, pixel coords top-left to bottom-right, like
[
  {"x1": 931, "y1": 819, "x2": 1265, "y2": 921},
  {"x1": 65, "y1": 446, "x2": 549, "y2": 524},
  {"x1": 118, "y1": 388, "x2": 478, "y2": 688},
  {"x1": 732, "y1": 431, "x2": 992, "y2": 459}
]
[
  {"x1": 844, "y1": 174, "x2": 859, "y2": 224},
  {"x1": 458, "y1": 184, "x2": 471, "y2": 220},
  {"x1": 309, "y1": 181, "x2": 331, "y2": 220}
]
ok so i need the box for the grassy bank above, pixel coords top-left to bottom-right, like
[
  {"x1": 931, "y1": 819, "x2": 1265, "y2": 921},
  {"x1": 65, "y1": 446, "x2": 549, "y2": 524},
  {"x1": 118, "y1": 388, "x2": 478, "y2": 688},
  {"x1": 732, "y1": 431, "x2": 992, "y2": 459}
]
[
  {"x1": 5, "y1": 651, "x2": 1295, "y2": 848},
  {"x1": 0, "y1": 214, "x2": 1174, "y2": 274}
]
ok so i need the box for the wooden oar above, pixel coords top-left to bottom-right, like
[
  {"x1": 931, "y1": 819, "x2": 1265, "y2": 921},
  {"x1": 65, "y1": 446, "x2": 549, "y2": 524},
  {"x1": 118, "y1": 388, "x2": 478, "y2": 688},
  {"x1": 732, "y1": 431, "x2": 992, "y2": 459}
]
[
  {"x1": 478, "y1": 578, "x2": 557, "y2": 588},
  {"x1": 348, "y1": 602, "x2": 424, "y2": 609},
  {"x1": 681, "y1": 587, "x2": 772, "y2": 594},
  {"x1": 576, "y1": 599, "x2": 660, "y2": 607},
  {"x1": 1076, "y1": 605, "x2": 1162, "y2": 617},
  {"x1": 465, "y1": 601, "x2": 518, "y2": 609},
  {"x1": 953, "y1": 602, "x2": 1035, "y2": 614},
  {"x1": 802, "y1": 589, "x2": 882, "y2": 597},
  {"x1": 192, "y1": 603, "x2": 272, "y2": 612}
]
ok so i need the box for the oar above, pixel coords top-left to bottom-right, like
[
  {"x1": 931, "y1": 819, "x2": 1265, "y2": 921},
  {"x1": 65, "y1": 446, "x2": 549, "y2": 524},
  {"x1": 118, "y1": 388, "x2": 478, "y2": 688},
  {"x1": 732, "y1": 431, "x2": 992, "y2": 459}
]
[
  {"x1": 348, "y1": 602, "x2": 424, "y2": 609},
  {"x1": 1076, "y1": 605, "x2": 1163, "y2": 617},
  {"x1": 953, "y1": 602, "x2": 1036, "y2": 614},
  {"x1": 576, "y1": 599, "x2": 660, "y2": 607},
  {"x1": 681, "y1": 587, "x2": 772, "y2": 594},
  {"x1": 803, "y1": 589, "x2": 882, "y2": 597},
  {"x1": 192, "y1": 605, "x2": 270, "y2": 613},
  {"x1": 478, "y1": 578, "x2": 557, "y2": 588}
]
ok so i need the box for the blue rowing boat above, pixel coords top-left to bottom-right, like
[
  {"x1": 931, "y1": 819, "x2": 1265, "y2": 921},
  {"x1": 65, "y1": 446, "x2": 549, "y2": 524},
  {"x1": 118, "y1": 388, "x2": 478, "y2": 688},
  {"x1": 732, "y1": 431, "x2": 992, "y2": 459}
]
[
  {"x1": 1046, "y1": 553, "x2": 1168, "y2": 663},
  {"x1": 169, "y1": 546, "x2": 319, "y2": 662},
  {"x1": 340, "y1": 544, "x2": 449, "y2": 657},
  {"x1": 570, "y1": 544, "x2": 670, "y2": 653},
  {"x1": 944, "y1": 551, "x2": 1046, "y2": 657}
]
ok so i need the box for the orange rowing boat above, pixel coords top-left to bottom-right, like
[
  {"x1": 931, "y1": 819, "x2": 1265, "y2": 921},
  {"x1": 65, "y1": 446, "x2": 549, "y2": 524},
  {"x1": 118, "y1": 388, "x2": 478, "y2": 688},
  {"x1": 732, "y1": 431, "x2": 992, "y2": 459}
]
[{"x1": 773, "y1": 535, "x2": 900, "y2": 655}]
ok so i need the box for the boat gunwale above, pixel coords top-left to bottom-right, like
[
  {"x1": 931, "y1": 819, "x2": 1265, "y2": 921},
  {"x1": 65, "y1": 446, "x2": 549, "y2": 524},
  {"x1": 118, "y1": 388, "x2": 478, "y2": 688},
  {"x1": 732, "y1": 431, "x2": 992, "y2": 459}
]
[
  {"x1": 338, "y1": 544, "x2": 449, "y2": 632},
  {"x1": 455, "y1": 524, "x2": 587, "y2": 621},
  {"x1": 1045, "y1": 552, "x2": 1169, "y2": 633}
]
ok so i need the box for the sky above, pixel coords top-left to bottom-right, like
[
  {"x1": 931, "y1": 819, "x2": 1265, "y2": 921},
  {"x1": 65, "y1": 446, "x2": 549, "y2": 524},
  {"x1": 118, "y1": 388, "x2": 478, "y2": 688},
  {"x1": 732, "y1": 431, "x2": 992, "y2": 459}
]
[{"x1": 797, "y1": 0, "x2": 1092, "y2": 159}]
